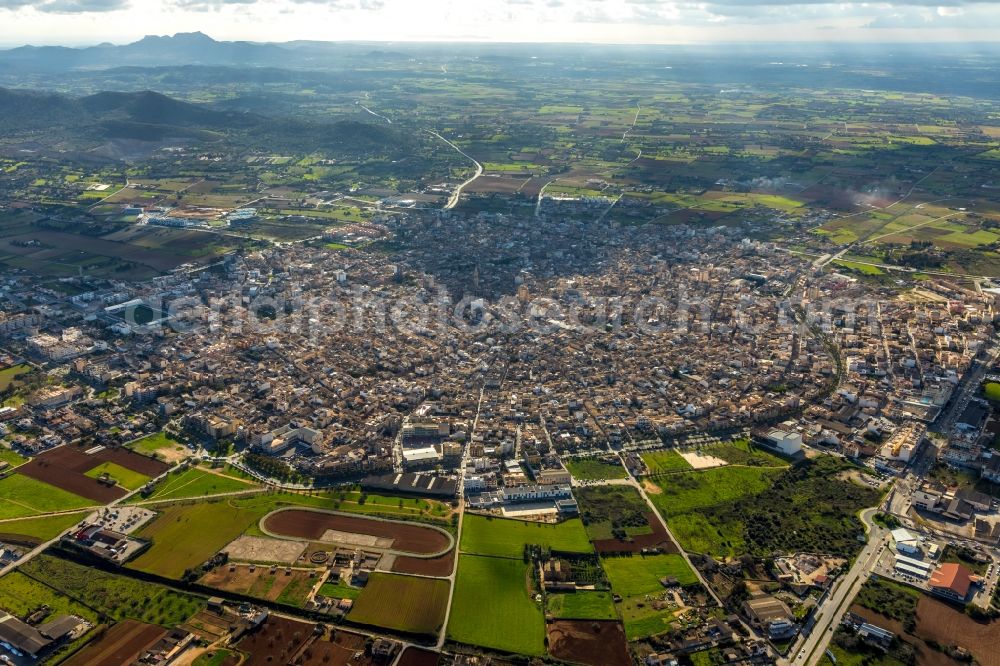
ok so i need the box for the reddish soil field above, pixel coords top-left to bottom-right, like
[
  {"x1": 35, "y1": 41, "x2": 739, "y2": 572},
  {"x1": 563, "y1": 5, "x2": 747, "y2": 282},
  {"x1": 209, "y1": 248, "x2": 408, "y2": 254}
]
[
  {"x1": 915, "y1": 596, "x2": 1000, "y2": 666},
  {"x1": 17, "y1": 444, "x2": 167, "y2": 503},
  {"x1": 592, "y1": 514, "x2": 680, "y2": 554},
  {"x1": 391, "y1": 550, "x2": 454, "y2": 577},
  {"x1": 231, "y1": 616, "x2": 316, "y2": 666},
  {"x1": 63, "y1": 620, "x2": 166, "y2": 666},
  {"x1": 547, "y1": 620, "x2": 631, "y2": 666},
  {"x1": 849, "y1": 605, "x2": 960, "y2": 666},
  {"x1": 199, "y1": 564, "x2": 315, "y2": 605},
  {"x1": 518, "y1": 177, "x2": 549, "y2": 198},
  {"x1": 396, "y1": 647, "x2": 441, "y2": 666},
  {"x1": 298, "y1": 629, "x2": 386, "y2": 666},
  {"x1": 466, "y1": 176, "x2": 531, "y2": 193},
  {"x1": 264, "y1": 509, "x2": 451, "y2": 555}
]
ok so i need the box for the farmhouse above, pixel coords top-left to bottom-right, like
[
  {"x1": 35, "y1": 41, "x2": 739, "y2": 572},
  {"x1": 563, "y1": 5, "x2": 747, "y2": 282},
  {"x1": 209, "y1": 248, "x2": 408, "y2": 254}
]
[
  {"x1": 742, "y1": 595, "x2": 795, "y2": 639},
  {"x1": 0, "y1": 613, "x2": 89, "y2": 659}
]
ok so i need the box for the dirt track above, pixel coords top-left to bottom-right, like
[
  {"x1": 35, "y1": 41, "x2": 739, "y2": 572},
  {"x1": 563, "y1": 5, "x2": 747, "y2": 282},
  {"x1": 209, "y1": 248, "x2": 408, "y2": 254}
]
[
  {"x1": 263, "y1": 509, "x2": 452, "y2": 556},
  {"x1": 391, "y1": 550, "x2": 454, "y2": 577}
]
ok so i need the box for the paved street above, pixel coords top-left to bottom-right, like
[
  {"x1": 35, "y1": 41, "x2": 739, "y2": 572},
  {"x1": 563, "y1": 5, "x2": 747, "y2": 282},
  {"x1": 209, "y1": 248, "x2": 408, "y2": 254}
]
[{"x1": 786, "y1": 508, "x2": 887, "y2": 666}]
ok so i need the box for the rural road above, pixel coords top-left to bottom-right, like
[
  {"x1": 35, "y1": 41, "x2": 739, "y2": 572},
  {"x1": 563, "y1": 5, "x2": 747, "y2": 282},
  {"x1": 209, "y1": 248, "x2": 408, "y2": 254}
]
[
  {"x1": 626, "y1": 472, "x2": 725, "y2": 608},
  {"x1": 436, "y1": 386, "x2": 485, "y2": 650},
  {"x1": 426, "y1": 130, "x2": 483, "y2": 210},
  {"x1": 0, "y1": 460, "x2": 182, "y2": 578}
]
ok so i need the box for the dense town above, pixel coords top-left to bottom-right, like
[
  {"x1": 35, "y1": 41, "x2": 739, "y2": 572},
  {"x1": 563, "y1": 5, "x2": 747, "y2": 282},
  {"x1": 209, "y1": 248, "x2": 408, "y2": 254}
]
[{"x1": 1, "y1": 193, "x2": 999, "y2": 666}]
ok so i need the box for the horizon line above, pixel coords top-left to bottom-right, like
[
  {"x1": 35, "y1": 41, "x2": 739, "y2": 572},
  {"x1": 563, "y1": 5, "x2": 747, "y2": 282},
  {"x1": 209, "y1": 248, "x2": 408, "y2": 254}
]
[{"x1": 4, "y1": 34, "x2": 1000, "y2": 50}]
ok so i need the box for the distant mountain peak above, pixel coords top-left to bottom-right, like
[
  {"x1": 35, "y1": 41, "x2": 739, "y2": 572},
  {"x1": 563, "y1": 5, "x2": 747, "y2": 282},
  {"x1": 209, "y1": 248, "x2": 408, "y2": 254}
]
[{"x1": 134, "y1": 31, "x2": 218, "y2": 45}]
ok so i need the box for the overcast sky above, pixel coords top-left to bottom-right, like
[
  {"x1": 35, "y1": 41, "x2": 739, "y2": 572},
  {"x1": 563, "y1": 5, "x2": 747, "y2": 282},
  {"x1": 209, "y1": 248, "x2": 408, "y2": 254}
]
[{"x1": 2, "y1": 0, "x2": 1000, "y2": 46}]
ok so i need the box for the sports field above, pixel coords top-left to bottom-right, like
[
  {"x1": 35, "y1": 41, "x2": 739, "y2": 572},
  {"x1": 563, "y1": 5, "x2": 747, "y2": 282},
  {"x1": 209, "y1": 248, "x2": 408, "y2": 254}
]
[
  {"x1": 348, "y1": 573, "x2": 450, "y2": 635},
  {"x1": 601, "y1": 554, "x2": 698, "y2": 597},
  {"x1": 460, "y1": 514, "x2": 592, "y2": 559},
  {"x1": 448, "y1": 554, "x2": 546, "y2": 655}
]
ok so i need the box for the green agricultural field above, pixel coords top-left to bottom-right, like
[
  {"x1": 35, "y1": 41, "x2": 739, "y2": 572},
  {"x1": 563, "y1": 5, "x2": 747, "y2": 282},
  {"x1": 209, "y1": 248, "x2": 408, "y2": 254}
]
[
  {"x1": 21, "y1": 554, "x2": 205, "y2": 626},
  {"x1": 318, "y1": 579, "x2": 363, "y2": 600},
  {"x1": 575, "y1": 485, "x2": 654, "y2": 541},
  {"x1": 833, "y1": 260, "x2": 886, "y2": 276},
  {"x1": 194, "y1": 650, "x2": 236, "y2": 666},
  {"x1": 658, "y1": 456, "x2": 881, "y2": 559},
  {"x1": 0, "y1": 446, "x2": 26, "y2": 468},
  {"x1": 0, "y1": 511, "x2": 89, "y2": 543},
  {"x1": 545, "y1": 590, "x2": 618, "y2": 620},
  {"x1": 601, "y1": 554, "x2": 698, "y2": 597},
  {"x1": 84, "y1": 462, "x2": 151, "y2": 490},
  {"x1": 448, "y1": 555, "x2": 546, "y2": 656},
  {"x1": 274, "y1": 575, "x2": 316, "y2": 607},
  {"x1": 0, "y1": 474, "x2": 94, "y2": 520},
  {"x1": 129, "y1": 431, "x2": 190, "y2": 458},
  {"x1": 137, "y1": 467, "x2": 257, "y2": 502},
  {"x1": 647, "y1": 466, "x2": 782, "y2": 514},
  {"x1": 460, "y1": 514, "x2": 592, "y2": 558},
  {"x1": 0, "y1": 570, "x2": 98, "y2": 622},
  {"x1": 619, "y1": 595, "x2": 680, "y2": 640},
  {"x1": 665, "y1": 511, "x2": 746, "y2": 559},
  {"x1": 564, "y1": 456, "x2": 628, "y2": 481},
  {"x1": 129, "y1": 500, "x2": 273, "y2": 578},
  {"x1": 642, "y1": 450, "x2": 692, "y2": 474},
  {"x1": 0, "y1": 364, "x2": 32, "y2": 391},
  {"x1": 348, "y1": 573, "x2": 450, "y2": 635}
]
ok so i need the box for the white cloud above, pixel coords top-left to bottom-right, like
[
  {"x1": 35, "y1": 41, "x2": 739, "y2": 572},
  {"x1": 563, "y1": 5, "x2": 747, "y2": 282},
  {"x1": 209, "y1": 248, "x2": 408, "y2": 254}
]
[{"x1": 3, "y1": 0, "x2": 1000, "y2": 43}]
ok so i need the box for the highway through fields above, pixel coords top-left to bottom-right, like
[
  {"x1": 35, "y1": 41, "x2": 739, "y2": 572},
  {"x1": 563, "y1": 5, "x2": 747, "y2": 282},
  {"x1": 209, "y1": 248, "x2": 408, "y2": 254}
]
[
  {"x1": 359, "y1": 102, "x2": 392, "y2": 124},
  {"x1": 426, "y1": 130, "x2": 483, "y2": 210}
]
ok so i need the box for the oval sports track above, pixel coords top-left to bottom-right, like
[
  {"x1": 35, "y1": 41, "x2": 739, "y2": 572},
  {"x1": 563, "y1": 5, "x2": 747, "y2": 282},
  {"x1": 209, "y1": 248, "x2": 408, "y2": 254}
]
[{"x1": 261, "y1": 508, "x2": 454, "y2": 557}]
